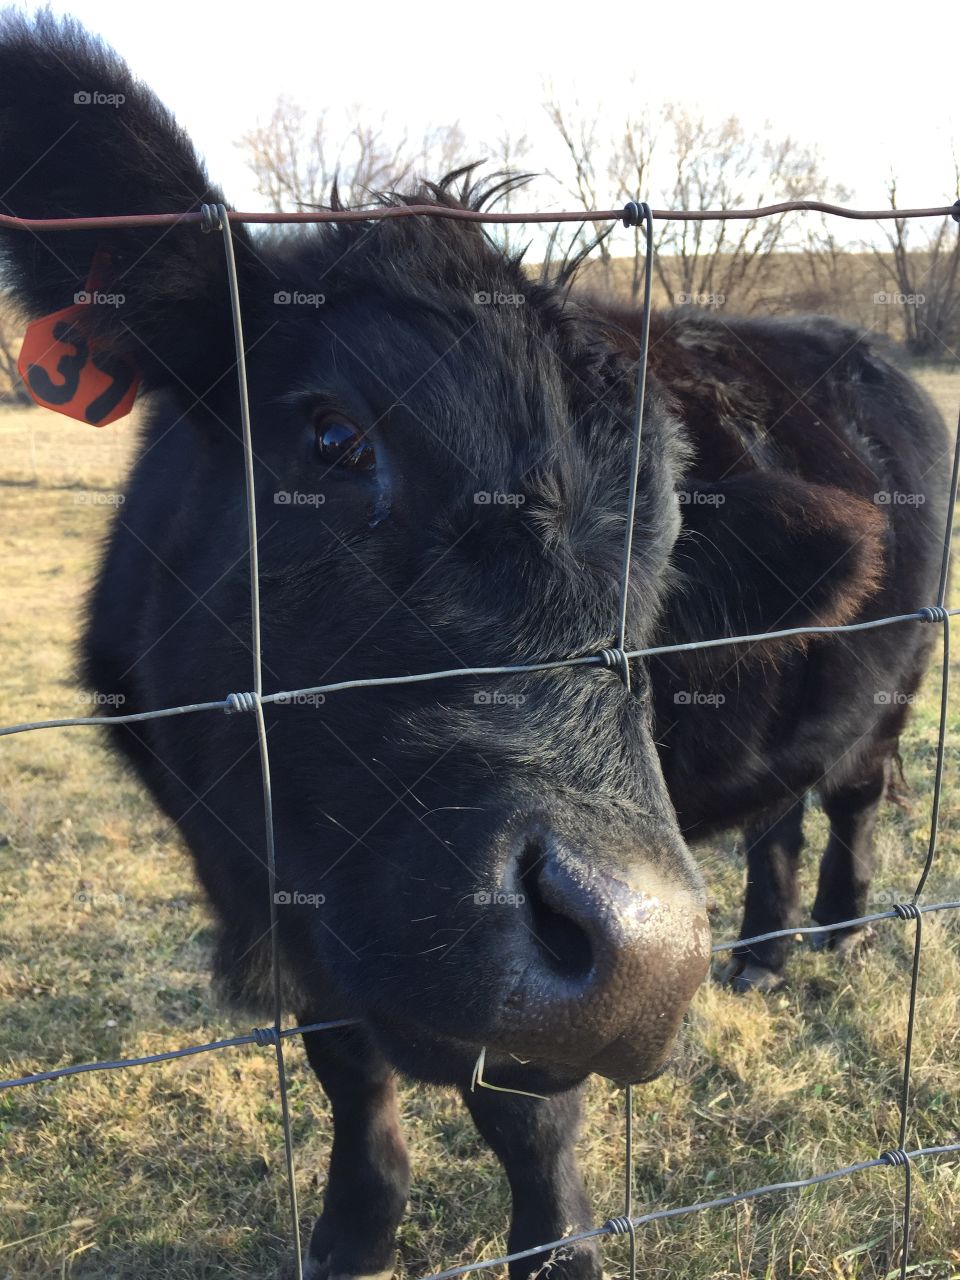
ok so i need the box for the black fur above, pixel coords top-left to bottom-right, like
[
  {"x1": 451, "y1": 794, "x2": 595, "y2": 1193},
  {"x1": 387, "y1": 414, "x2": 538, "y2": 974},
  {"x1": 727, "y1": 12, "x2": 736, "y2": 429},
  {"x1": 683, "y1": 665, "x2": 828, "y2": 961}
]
[{"x1": 0, "y1": 16, "x2": 949, "y2": 1277}]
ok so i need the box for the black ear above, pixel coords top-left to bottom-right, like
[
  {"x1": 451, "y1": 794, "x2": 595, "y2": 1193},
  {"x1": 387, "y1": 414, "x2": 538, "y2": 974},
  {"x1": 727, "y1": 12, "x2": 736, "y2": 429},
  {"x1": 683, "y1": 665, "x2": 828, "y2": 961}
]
[
  {"x1": 0, "y1": 12, "x2": 260, "y2": 400},
  {"x1": 662, "y1": 472, "x2": 886, "y2": 655}
]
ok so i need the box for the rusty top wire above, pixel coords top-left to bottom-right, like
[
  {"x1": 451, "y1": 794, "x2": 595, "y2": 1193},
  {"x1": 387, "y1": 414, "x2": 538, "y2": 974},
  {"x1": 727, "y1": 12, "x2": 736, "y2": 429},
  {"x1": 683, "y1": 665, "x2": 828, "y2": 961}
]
[{"x1": 0, "y1": 198, "x2": 958, "y2": 233}]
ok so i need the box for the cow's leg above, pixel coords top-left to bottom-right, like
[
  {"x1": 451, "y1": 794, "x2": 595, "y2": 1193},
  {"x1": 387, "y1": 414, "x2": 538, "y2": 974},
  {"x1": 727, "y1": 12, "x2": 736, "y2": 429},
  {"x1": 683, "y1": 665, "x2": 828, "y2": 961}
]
[
  {"x1": 811, "y1": 758, "x2": 888, "y2": 953},
  {"x1": 460, "y1": 1083, "x2": 600, "y2": 1280},
  {"x1": 723, "y1": 798, "x2": 806, "y2": 992},
  {"x1": 300, "y1": 1022, "x2": 410, "y2": 1280}
]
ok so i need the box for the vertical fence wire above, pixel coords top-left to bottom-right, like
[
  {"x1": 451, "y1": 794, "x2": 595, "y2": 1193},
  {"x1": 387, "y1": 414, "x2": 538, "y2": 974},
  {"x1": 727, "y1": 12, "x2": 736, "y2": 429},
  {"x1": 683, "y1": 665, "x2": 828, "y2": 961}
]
[
  {"x1": 614, "y1": 201, "x2": 654, "y2": 698},
  {"x1": 211, "y1": 202, "x2": 304, "y2": 1279},
  {"x1": 615, "y1": 199, "x2": 653, "y2": 1280},
  {"x1": 890, "y1": 402, "x2": 960, "y2": 1279}
]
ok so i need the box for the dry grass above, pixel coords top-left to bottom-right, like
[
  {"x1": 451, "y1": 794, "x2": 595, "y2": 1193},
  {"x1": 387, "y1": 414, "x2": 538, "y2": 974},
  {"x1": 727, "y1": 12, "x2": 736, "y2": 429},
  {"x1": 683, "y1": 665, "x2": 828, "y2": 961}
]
[{"x1": 1, "y1": 368, "x2": 959, "y2": 1280}]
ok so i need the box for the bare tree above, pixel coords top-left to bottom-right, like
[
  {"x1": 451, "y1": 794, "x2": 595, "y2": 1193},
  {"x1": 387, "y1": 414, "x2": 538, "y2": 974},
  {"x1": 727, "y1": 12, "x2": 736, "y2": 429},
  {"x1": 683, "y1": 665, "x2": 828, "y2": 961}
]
[
  {"x1": 484, "y1": 125, "x2": 532, "y2": 253},
  {"x1": 792, "y1": 190, "x2": 857, "y2": 318},
  {"x1": 542, "y1": 94, "x2": 615, "y2": 280},
  {"x1": 241, "y1": 96, "x2": 330, "y2": 210},
  {"x1": 240, "y1": 101, "x2": 472, "y2": 215},
  {"x1": 654, "y1": 107, "x2": 830, "y2": 311},
  {"x1": 542, "y1": 97, "x2": 836, "y2": 311},
  {"x1": 608, "y1": 109, "x2": 661, "y2": 300},
  {"x1": 871, "y1": 168, "x2": 960, "y2": 357},
  {"x1": 421, "y1": 122, "x2": 473, "y2": 179}
]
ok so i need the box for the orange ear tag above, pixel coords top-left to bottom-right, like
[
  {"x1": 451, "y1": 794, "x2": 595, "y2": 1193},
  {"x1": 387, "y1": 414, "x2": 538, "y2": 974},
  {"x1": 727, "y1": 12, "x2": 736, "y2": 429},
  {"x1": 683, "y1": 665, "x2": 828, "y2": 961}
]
[{"x1": 17, "y1": 251, "x2": 140, "y2": 426}]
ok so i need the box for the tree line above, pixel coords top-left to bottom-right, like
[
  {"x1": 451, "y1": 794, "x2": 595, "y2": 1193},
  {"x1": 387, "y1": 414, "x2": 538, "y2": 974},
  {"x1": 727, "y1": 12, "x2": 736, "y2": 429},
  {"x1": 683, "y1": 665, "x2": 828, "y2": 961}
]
[{"x1": 2, "y1": 97, "x2": 957, "y2": 402}]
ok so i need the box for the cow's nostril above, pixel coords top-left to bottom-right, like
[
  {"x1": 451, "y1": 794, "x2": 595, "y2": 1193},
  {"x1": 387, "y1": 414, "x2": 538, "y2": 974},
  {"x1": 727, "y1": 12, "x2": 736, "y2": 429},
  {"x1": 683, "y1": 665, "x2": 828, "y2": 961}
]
[{"x1": 519, "y1": 840, "x2": 594, "y2": 982}]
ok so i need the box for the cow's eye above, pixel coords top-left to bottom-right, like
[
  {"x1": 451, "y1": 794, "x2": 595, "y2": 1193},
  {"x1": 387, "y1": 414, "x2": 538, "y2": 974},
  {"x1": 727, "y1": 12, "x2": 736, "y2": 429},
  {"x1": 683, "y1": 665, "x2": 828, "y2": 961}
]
[{"x1": 315, "y1": 417, "x2": 376, "y2": 472}]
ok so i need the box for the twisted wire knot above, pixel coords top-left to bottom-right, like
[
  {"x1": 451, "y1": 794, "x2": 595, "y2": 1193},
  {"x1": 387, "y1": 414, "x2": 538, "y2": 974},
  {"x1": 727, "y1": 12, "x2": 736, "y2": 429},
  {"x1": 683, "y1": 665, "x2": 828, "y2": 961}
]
[
  {"x1": 199, "y1": 202, "x2": 226, "y2": 233},
  {"x1": 603, "y1": 1216, "x2": 634, "y2": 1236},
  {"x1": 224, "y1": 691, "x2": 259, "y2": 715},
  {"x1": 918, "y1": 605, "x2": 949, "y2": 623},
  {"x1": 596, "y1": 648, "x2": 631, "y2": 688},
  {"x1": 893, "y1": 901, "x2": 922, "y2": 921},
  {"x1": 251, "y1": 1025, "x2": 279, "y2": 1048},
  {"x1": 881, "y1": 1147, "x2": 912, "y2": 1168},
  {"x1": 621, "y1": 200, "x2": 651, "y2": 228}
]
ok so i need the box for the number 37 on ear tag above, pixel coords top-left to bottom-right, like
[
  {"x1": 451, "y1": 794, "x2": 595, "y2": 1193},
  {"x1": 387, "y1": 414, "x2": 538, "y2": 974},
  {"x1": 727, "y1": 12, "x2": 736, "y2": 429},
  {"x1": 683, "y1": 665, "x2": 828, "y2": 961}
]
[{"x1": 17, "y1": 253, "x2": 140, "y2": 426}]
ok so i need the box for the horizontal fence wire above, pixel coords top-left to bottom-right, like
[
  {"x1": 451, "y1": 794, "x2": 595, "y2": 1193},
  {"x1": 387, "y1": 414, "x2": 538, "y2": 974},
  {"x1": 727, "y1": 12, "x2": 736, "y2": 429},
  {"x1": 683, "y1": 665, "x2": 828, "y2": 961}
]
[
  {"x1": 0, "y1": 197, "x2": 959, "y2": 231},
  {"x1": 1, "y1": 608, "x2": 957, "y2": 741},
  {"x1": 3, "y1": 899, "x2": 958, "y2": 1094},
  {"x1": 1, "y1": 194, "x2": 958, "y2": 1280},
  {"x1": 417, "y1": 1142, "x2": 960, "y2": 1280}
]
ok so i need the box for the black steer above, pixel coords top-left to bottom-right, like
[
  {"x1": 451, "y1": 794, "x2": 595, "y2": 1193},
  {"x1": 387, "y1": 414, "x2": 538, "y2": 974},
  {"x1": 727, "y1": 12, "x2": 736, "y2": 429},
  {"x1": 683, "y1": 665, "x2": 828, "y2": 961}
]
[{"x1": 0, "y1": 15, "x2": 949, "y2": 1280}]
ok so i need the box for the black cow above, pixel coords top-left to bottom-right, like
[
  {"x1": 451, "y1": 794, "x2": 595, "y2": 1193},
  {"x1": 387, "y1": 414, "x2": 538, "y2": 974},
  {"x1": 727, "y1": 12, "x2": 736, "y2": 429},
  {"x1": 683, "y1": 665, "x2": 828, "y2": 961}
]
[{"x1": 0, "y1": 15, "x2": 949, "y2": 1280}]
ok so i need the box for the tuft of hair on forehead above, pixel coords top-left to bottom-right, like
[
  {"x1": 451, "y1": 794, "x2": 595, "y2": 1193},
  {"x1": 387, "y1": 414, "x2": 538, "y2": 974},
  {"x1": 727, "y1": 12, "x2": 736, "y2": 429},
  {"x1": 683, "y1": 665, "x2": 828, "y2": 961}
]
[{"x1": 295, "y1": 165, "x2": 604, "y2": 301}]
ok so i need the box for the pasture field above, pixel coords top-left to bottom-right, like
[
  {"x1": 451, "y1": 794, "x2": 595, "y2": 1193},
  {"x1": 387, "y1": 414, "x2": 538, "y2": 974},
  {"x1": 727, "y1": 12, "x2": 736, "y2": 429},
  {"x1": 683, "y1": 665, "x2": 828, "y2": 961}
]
[{"x1": 1, "y1": 371, "x2": 959, "y2": 1280}]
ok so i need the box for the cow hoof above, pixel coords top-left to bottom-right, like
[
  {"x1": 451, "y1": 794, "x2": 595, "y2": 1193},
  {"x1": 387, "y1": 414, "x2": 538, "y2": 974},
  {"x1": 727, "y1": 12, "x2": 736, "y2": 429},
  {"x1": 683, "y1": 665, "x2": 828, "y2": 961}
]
[
  {"x1": 834, "y1": 925, "x2": 875, "y2": 957},
  {"x1": 717, "y1": 958, "x2": 784, "y2": 993},
  {"x1": 809, "y1": 921, "x2": 875, "y2": 956},
  {"x1": 305, "y1": 1257, "x2": 394, "y2": 1280},
  {"x1": 330, "y1": 1271, "x2": 395, "y2": 1280}
]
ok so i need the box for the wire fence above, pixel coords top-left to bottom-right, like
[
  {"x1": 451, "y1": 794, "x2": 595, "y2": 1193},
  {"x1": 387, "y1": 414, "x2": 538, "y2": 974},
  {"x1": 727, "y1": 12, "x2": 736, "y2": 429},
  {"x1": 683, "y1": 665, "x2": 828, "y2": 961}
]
[{"x1": 2, "y1": 193, "x2": 959, "y2": 1280}]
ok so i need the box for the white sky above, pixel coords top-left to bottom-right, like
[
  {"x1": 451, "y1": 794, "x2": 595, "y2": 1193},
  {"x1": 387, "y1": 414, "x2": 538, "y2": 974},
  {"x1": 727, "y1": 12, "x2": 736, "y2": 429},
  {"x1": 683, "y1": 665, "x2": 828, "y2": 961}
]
[{"x1": 16, "y1": 0, "x2": 960, "y2": 226}]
